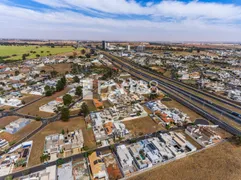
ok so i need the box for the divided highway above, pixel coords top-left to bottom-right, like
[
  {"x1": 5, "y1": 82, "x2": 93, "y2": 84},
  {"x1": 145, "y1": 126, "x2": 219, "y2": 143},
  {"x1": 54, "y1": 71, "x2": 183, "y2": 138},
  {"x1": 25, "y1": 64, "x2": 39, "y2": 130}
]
[{"x1": 102, "y1": 52, "x2": 241, "y2": 136}]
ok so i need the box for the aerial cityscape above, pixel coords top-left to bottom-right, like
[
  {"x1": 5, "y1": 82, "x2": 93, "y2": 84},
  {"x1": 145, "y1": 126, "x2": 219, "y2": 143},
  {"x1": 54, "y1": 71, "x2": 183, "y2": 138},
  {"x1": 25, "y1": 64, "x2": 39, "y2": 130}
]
[{"x1": 0, "y1": 0, "x2": 241, "y2": 180}]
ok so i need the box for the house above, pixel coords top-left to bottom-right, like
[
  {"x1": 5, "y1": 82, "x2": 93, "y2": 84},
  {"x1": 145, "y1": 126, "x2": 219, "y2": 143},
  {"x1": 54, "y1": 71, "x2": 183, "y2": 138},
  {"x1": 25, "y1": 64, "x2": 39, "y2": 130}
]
[
  {"x1": 88, "y1": 152, "x2": 108, "y2": 180},
  {"x1": 0, "y1": 139, "x2": 9, "y2": 150},
  {"x1": 5, "y1": 118, "x2": 32, "y2": 134},
  {"x1": 44, "y1": 129, "x2": 84, "y2": 160},
  {"x1": 19, "y1": 165, "x2": 56, "y2": 180},
  {"x1": 185, "y1": 125, "x2": 222, "y2": 147},
  {"x1": 116, "y1": 145, "x2": 134, "y2": 174}
]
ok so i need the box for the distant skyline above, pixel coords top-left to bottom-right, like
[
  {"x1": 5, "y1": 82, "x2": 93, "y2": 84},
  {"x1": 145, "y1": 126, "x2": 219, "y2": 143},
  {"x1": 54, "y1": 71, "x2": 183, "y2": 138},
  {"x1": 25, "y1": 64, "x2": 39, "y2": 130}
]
[{"x1": 1, "y1": 0, "x2": 241, "y2": 42}]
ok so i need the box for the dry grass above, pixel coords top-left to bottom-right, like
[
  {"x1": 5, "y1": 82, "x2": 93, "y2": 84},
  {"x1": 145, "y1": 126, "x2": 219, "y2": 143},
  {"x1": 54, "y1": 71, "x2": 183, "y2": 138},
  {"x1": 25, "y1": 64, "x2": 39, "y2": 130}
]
[
  {"x1": 129, "y1": 141, "x2": 241, "y2": 180},
  {"x1": 28, "y1": 117, "x2": 96, "y2": 167},
  {"x1": 161, "y1": 99, "x2": 203, "y2": 122},
  {"x1": 17, "y1": 88, "x2": 70, "y2": 118},
  {"x1": 41, "y1": 63, "x2": 72, "y2": 75},
  {"x1": 123, "y1": 116, "x2": 165, "y2": 137},
  {"x1": 20, "y1": 94, "x2": 42, "y2": 104},
  {"x1": 0, "y1": 121, "x2": 41, "y2": 143},
  {"x1": 0, "y1": 116, "x2": 19, "y2": 128}
]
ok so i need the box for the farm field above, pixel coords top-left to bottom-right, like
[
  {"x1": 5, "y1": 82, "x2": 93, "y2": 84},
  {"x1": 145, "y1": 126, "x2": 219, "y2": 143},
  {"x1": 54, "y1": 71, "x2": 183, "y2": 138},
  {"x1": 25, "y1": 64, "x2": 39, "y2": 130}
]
[
  {"x1": 129, "y1": 141, "x2": 241, "y2": 180},
  {"x1": 17, "y1": 88, "x2": 70, "y2": 118},
  {"x1": 27, "y1": 117, "x2": 96, "y2": 167},
  {"x1": 123, "y1": 116, "x2": 165, "y2": 137},
  {"x1": 0, "y1": 45, "x2": 83, "y2": 61}
]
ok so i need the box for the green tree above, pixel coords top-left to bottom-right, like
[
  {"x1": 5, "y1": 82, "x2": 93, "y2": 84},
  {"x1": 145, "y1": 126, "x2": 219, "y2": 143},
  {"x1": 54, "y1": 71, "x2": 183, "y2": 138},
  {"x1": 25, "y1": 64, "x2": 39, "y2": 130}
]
[
  {"x1": 56, "y1": 80, "x2": 64, "y2": 91},
  {"x1": 75, "y1": 86, "x2": 82, "y2": 96},
  {"x1": 15, "y1": 70, "x2": 20, "y2": 76},
  {"x1": 61, "y1": 76, "x2": 67, "y2": 86},
  {"x1": 4, "y1": 175, "x2": 13, "y2": 180},
  {"x1": 80, "y1": 103, "x2": 90, "y2": 117},
  {"x1": 45, "y1": 90, "x2": 52, "y2": 96},
  {"x1": 85, "y1": 54, "x2": 91, "y2": 58},
  {"x1": 61, "y1": 107, "x2": 70, "y2": 121},
  {"x1": 50, "y1": 70, "x2": 58, "y2": 78},
  {"x1": 81, "y1": 49, "x2": 86, "y2": 55},
  {"x1": 63, "y1": 94, "x2": 72, "y2": 106},
  {"x1": 73, "y1": 76, "x2": 80, "y2": 83},
  {"x1": 22, "y1": 54, "x2": 27, "y2": 60},
  {"x1": 61, "y1": 129, "x2": 65, "y2": 135}
]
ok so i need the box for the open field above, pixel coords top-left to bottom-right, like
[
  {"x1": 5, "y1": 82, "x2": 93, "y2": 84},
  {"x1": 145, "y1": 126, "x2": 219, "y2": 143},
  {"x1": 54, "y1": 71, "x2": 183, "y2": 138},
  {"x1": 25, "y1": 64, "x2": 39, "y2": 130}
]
[
  {"x1": 20, "y1": 94, "x2": 42, "y2": 104},
  {"x1": 129, "y1": 141, "x2": 241, "y2": 180},
  {"x1": 17, "y1": 88, "x2": 70, "y2": 118},
  {"x1": 0, "y1": 116, "x2": 19, "y2": 129},
  {"x1": 0, "y1": 121, "x2": 41, "y2": 143},
  {"x1": 41, "y1": 63, "x2": 72, "y2": 75},
  {"x1": 0, "y1": 45, "x2": 83, "y2": 60},
  {"x1": 27, "y1": 117, "x2": 96, "y2": 167},
  {"x1": 123, "y1": 116, "x2": 165, "y2": 137}
]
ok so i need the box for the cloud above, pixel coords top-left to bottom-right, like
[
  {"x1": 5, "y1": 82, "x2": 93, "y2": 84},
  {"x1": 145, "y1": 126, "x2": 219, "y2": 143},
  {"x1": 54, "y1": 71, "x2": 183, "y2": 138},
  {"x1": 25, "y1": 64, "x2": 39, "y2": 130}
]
[
  {"x1": 0, "y1": 1, "x2": 241, "y2": 41},
  {"x1": 32, "y1": 0, "x2": 241, "y2": 21}
]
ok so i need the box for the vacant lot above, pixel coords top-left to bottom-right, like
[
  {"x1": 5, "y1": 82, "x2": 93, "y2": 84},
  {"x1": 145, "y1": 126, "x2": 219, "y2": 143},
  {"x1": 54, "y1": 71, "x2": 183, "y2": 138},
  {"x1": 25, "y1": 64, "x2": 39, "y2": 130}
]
[
  {"x1": 129, "y1": 141, "x2": 241, "y2": 180},
  {"x1": 0, "y1": 116, "x2": 19, "y2": 128},
  {"x1": 20, "y1": 94, "x2": 42, "y2": 104},
  {"x1": 41, "y1": 63, "x2": 72, "y2": 75},
  {"x1": 123, "y1": 116, "x2": 165, "y2": 137},
  {"x1": 0, "y1": 45, "x2": 83, "y2": 60},
  {"x1": 28, "y1": 117, "x2": 96, "y2": 167},
  {"x1": 17, "y1": 88, "x2": 69, "y2": 118},
  {"x1": 0, "y1": 121, "x2": 41, "y2": 143}
]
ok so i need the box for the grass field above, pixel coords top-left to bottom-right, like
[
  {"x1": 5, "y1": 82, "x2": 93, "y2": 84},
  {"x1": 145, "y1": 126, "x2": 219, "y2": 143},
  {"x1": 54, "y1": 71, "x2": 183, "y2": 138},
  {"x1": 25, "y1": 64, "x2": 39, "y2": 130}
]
[
  {"x1": 27, "y1": 117, "x2": 96, "y2": 167},
  {"x1": 129, "y1": 141, "x2": 241, "y2": 180},
  {"x1": 0, "y1": 45, "x2": 83, "y2": 60}
]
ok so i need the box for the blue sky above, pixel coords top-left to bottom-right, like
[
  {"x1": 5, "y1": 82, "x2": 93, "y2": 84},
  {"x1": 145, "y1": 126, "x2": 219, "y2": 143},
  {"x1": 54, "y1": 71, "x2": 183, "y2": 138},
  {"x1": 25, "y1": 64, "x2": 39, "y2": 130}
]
[{"x1": 1, "y1": 0, "x2": 241, "y2": 42}]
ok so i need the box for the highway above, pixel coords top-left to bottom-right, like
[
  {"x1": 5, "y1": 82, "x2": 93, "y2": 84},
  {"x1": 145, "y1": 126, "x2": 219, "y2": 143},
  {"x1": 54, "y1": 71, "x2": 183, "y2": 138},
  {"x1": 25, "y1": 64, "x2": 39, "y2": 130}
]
[{"x1": 102, "y1": 52, "x2": 241, "y2": 136}]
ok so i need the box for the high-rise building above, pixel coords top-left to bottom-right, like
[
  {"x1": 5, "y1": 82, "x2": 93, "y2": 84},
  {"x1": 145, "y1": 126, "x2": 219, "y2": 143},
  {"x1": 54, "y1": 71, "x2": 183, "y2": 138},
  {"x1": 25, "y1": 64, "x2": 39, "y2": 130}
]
[
  {"x1": 136, "y1": 45, "x2": 145, "y2": 52},
  {"x1": 127, "y1": 45, "x2": 130, "y2": 51},
  {"x1": 102, "y1": 41, "x2": 106, "y2": 50}
]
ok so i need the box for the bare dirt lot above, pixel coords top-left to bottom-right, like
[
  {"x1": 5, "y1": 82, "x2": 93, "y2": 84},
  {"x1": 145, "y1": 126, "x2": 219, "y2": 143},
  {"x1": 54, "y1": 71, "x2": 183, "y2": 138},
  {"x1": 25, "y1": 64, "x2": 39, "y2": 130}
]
[
  {"x1": 41, "y1": 63, "x2": 72, "y2": 75},
  {"x1": 129, "y1": 141, "x2": 241, "y2": 180},
  {"x1": 123, "y1": 116, "x2": 165, "y2": 137},
  {"x1": 17, "y1": 88, "x2": 70, "y2": 118},
  {"x1": 20, "y1": 94, "x2": 42, "y2": 104},
  {"x1": 28, "y1": 117, "x2": 96, "y2": 167},
  {"x1": 0, "y1": 116, "x2": 19, "y2": 128}
]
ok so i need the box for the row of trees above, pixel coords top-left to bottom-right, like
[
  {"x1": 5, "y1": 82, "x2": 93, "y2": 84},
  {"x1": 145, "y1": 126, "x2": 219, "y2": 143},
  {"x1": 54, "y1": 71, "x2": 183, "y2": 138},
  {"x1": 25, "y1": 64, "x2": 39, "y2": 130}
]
[{"x1": 44, "y1": 76, "x2": 67, "y2": 96}]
